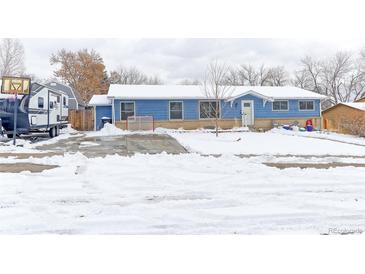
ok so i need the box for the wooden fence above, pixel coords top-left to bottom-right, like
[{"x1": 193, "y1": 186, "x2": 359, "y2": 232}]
[{"x1": 69, "y1": 109, "x2": 94, "y2": 131}]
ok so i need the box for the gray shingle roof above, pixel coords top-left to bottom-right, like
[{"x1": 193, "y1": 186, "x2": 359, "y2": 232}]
[
  {"x1": 30, "y1": 82, "x2": 42, "y2": 93},
  {"x1": 44, "y1": 81, "x2": 85, "y2": 107}
]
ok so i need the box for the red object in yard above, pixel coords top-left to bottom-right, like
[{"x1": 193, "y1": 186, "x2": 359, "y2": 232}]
[{"x1": 305, "y1": 119, "x2": 313, "y2": 126}]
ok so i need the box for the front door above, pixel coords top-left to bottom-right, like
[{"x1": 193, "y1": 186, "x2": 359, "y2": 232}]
[{"x1": 241, "y1": 100, "x2": 254, "y2": 126}]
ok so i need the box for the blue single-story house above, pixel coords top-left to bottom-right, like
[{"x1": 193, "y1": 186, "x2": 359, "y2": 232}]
[{"x1": 89, "y1": 85, "x2": 326, "y2": 130}]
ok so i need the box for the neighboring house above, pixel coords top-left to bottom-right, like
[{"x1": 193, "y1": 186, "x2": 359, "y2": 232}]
[
  {"x1": 322, "y1": 102, "x2": 365, "y2": 135},
  {"x1": 89, "y1": 85, "x2": 326, "y2": 131},
  {"x1": 45, "y1": 81, "x2": 85, "y2": 110},
  {"x1": 89, "y1": 95, "x2": 112, "y2": 130}
]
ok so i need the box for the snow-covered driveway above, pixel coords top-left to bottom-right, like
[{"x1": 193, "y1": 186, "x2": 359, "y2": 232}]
[
  {"x1": 0, "y1": 153, "x2": 365, "y2": 234},
  {"x1": 1, "y1": 126, "x2": 365, "y2": 234}
]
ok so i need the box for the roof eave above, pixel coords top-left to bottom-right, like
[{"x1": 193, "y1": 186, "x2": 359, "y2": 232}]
[
  {"x1": 322, "y1": 102, "x2": 365, "y2": 113},
  {"x1": 226, "y1": 90, "x2": 273, "y2": 102},
  {"x1": 107, "y1": 96, "x2": 213, "y2": 100},
  {"x1": 89, "y1": 103, "x2": 111, "y2": 106}
]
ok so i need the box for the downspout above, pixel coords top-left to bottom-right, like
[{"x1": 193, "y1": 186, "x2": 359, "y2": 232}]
[
  {"x1": 94, "y1": 105, "x2": 96, "y2": 131},
  {"x1": 47, "y1": 89, "x2": 50, "y2": 130},
  {"x1": 319, "y1": 99, "x2": 323, "y2": 130},
  {"x1": 112, "y1": 98, "x2": 115, "y2": 125}
]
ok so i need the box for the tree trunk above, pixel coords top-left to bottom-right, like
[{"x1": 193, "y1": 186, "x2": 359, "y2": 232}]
[{"x1": 215, "y1": 116, "x2": 218, "y2": 137}]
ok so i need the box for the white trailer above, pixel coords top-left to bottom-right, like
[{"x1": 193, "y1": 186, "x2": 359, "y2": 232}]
[{"x1": 28, "y1": 83, "x2": 69, "y2": 137}]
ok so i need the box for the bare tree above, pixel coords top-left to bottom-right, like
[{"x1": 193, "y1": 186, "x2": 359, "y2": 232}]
[
  {"x1": 22, "y1": 73, "x2": 45, "y2": 84},
  {"x1": 223, "y1": 67, "x2": 241, "y2": 85},
  {"x1": 293, "y1": 56, "x2": 322, "y2": 93},
  {"x1": 321, "y1": 52, "x2": 352, "y2": 104},
  {"x1": 146, "y1": 75, "x2": 163, "y2": 85},
  {"x1": 179, "y1": 79, "x2": 201, "y2": 85},
  {"x1": 109, "y1": 66, "x2": 163, "y2": 85},
  {"x1": 224, "y1": 64, "x2": 285, "y2": 86},
  {"x1": 257, "y1": 64, "x2": 271, "y2": 85},
  {"x1": 202, "y1": 61, "x2": 234, "y2": 137},
  {"x1": 294, "y1": 52, "x2": 365, "y2": 108},
  {"x1": 0, "y1": 38, "x2": 25, "y2": 77},
  {"x1": 267, "y1": 66, "x2": 288, "y2": 86},
  {"x1": 237, "y1": 64, "x2": 259, "y2": 85}
]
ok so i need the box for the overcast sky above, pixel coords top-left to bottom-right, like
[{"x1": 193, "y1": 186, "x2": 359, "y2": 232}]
[{"x1": 21, "y1": 38, "x2": 365, "y2": 84}]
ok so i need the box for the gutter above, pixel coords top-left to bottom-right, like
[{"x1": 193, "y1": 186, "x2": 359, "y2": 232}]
[{"x1": 94, "y1": 105, "x2": 96, "y2": 131}]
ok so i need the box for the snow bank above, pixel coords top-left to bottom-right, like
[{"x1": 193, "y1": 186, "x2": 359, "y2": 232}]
[
  {"x1": 87, "y1": 123, "x2": 161, "y2": 137},
  {"x1": 86, "y1": 123, "x2": 131, "y2": 137},
  {"x1": 154, "y1": 126, "x2": 250, "y2": 134},
  {"x1": 60, "y1": 124, "x2": 78, "y2": 134}
]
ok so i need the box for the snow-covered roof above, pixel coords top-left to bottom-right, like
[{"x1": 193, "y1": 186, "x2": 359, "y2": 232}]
[
  {"x1": 89, "y1": 95, "x2": 111, "y2": 106},
  {"x1": 107, "y1": 85, "x2": 327, "y2": 101},
  {"x1": 342, "y1": 102, "x2": 365, "y2": 111}
]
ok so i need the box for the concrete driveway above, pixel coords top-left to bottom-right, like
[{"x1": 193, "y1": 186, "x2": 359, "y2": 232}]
[{"x1": 37, "y1": 134, "x2": 188, "y2": 157}]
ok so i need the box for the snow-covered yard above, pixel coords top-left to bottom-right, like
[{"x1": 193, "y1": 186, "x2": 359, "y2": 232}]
[
  {"x1": 163, "y1": 128, "x2": 365, "y2": 156},
  {"x1": 1, "y1": 126, "x2": 365, "y2": 234}
]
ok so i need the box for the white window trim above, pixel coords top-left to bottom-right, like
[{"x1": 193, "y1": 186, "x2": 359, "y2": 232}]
[
  {"x1": 298, "y1": 100, "x2": 315, "y2": 111},
  {"x1": 272, "y1": 100, "x2": 289, "y2": 111},
  {"x1": 199, "y1": 100, "x2": 221, "y2": 120},
  {"x1": 169, "y1": 101, "x2": 184, "y2": 120},
  {"x1": 120, "y1": 101, "x2": 135, "y2": 121}
]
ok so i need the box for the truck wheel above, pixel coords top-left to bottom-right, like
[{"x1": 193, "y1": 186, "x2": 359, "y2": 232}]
[
  {"x1": 49, "y1": 127, "x2": 56, "y2": 138},
  {"x1": 7, "y1": 134, "x2": 13, "y2": 139}
]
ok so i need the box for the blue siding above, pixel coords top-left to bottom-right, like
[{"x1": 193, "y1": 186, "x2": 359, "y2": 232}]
[
  {"x1": 114, "y1": 99, "x2": 200, "y2": 120},
  {"x1": 95, "y1": 105, "x2": 112, "y2": 130},
  {"x1": 225, "y1": 95, "x2": 321, "y2": 119},
  {"x1": 113, "y1": 96, "x2": 321, "y2": 122}
]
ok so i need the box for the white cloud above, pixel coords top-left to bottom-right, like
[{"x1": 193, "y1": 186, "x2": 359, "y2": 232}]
[{"x1": 21, "y1": 38, "x2": 365, "y2": 83}]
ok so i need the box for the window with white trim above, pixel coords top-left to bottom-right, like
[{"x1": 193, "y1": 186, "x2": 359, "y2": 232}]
[
  {"x1": 121, "y1": 102, "x2": 135, "y2": 120},
  {"x1": 272, "y1": 100, "x2": 288, "y2": 111},
  {"x1": 299, "y1": 100, "x2": 314, "y2": 111},
  {"x1": 169, "y1": 101, "x2": 183, "y2": 120},
  {"x1": 199, "y1": 100, "x2": 220, "y2": 119}
]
